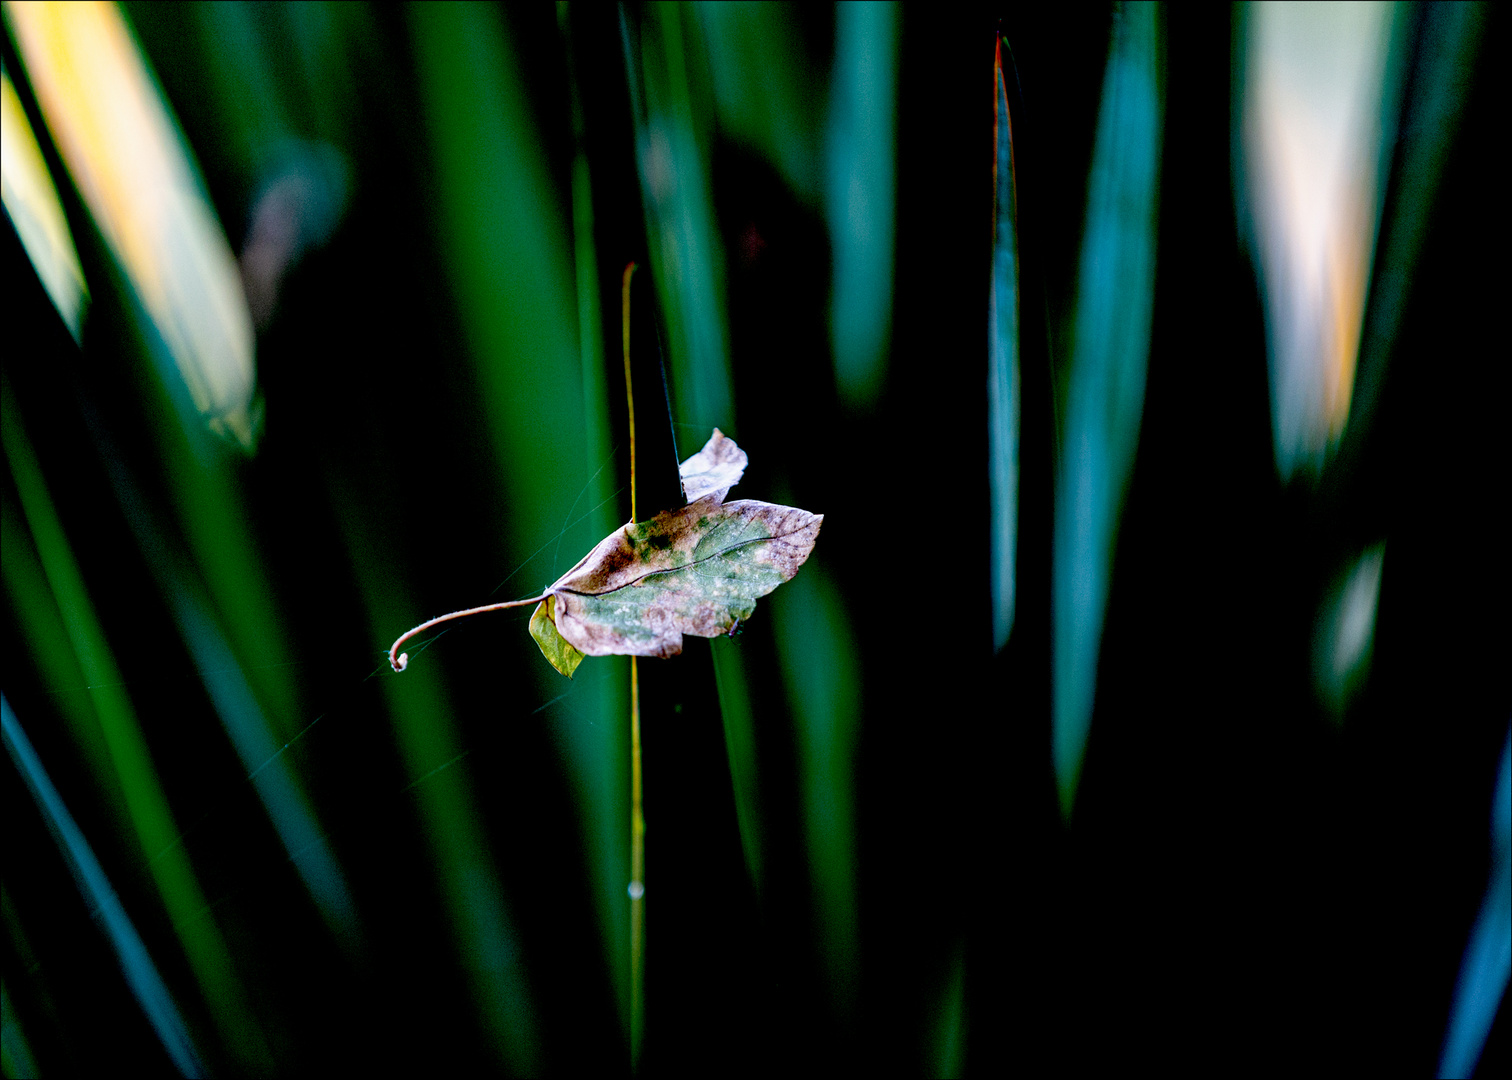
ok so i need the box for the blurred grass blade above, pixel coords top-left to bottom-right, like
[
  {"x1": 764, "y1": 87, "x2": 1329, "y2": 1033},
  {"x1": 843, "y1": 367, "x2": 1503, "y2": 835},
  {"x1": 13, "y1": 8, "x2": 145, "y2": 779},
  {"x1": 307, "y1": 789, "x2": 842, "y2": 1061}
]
[
  {"x1": 0, "y1": 979, "x2": 40, "y2": 1079},
  {"x1": 85, "y1": 431, "x2": 360, "y2": 942},
  {"x1": 3, "y1": 696, "x2": 205, "y2": 1078},
  {"x1": 339, "y1": 515, "x2": 542, "y2": 1076},
  {"x1": 2, "y1": 474, "x2": 123, "y2": 803},
  {"x1": 559, "y1": 5, "x2": 616, "y2": 540},
  {"x1": 712, "y1": 637, "x2": 764, "y2": 895},
  {"x1": 772, "y1": 561, "x2": 860, "y2": 1018},
  {"x1": 1237, "y1": 0, "x2": 1404, "y2": 479},
  {"x1": 930, "y1": 941, "x2": 967, "y2": 1079},
  {"x1": 410, "y1": 0, "x2": 594, "y2": 569},
  {"x1": 1, "y1": 62, "x2": 87, "y2": 340},
  {"x1": 409, "y1": 1, "x2": 635, "y2": 1066},
  {"x1": 1347, "y1": 2, "x2": 1487, "y2": 454},
  {"x1": 989, "y1": 35, "x2": 1020, "y2": 652},
  {"x1": 2, "y1": 377, "x2": 271, "y2": 1070},
  {"x1": 3, "y1": 0, "x2": 258, "y2": 449},
  {"x1": 695, "y1": 1, "x2": 822, "y2": 204},
  {"x1": 827, "y1": 0, "x2": 898, "y2": 411},
  {"x1": 173, "y1": 579, "x2": 359, "y2": 938},
  {"x1": 1052, "y1": 2, "x2": 1163, "y2": 819},
  {"x1": 623, "y1": 2, "x2": 734, "y2": 433},
  {"x1": 560, "y1": 2, "x2": 634, "y2": 1041},
  {"x1": 1439, "y1": 728, "x2": 1511, "y2": 1079}
]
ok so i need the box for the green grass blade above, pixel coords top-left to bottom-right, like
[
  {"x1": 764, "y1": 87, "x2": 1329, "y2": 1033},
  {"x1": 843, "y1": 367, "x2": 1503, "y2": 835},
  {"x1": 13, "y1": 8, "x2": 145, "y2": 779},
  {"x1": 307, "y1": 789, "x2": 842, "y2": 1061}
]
[
  {"x1": 0, "y1": 978, "x2": 41, "y2": 1080},
  {"x1": 408, "y1": 2, "x2": 634, "y2": 1066},
  {"x1": 695, "y1": 2, "x2": 822, "y2": 204},
  {"x1": 623, "y1": 3, "x2": 734, "y2": 434},
  {"x1": 339, "y1": 504, "x2": 542, "y2": 1075},
  {"x1": 3, "y1": 377, "x2": 271, "y2": 1070},
  {"x1": 772, "y1": 561, "x2": 860, "y2": 1019},
  {"x1": 711, "y1": 636, "x2": 764, "y2": 896},
  {"x1": 557, "y1": 20, "x2": 634, "y2": 1034}
]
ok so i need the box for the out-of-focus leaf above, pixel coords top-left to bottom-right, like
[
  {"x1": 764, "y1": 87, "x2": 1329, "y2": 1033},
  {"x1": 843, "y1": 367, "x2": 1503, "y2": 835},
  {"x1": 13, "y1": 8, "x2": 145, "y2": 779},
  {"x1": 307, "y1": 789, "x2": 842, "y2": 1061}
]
[
  {"x1": 827, "y1": 0, "x2": 898, "y2": 411},
  {"x1": 4, "y1": 0, "x2": 259, "y2": 449},
  {"x1": 1, "y1": 63, "x2": 87, "y2": 339},
  {"x1": 1237, "y1": 0, "x2": 1405, "y2": 479},
  {"x1": 238, "y1": 141, "x2": 349, "y2": 328},
  {"x1": 1052, "y1": 3, "x2": 1163, "y2": 819},
  {"x1": 989, "y1": 35, "x2": 1020, "y2": 652},
  {"x1": 1312, "y1": 542, "x2": 1386, "y2": 720},
  {"x1": 2, "y1": 696, "x2": 205, "y2": 1078}
]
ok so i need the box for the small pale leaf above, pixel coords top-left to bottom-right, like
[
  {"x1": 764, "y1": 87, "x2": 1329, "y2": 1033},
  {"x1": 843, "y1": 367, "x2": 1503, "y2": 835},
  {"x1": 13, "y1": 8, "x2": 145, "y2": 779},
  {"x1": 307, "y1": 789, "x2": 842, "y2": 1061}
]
[{"x1": 678, "y1": 427, "x2": 747, "y2": 503}]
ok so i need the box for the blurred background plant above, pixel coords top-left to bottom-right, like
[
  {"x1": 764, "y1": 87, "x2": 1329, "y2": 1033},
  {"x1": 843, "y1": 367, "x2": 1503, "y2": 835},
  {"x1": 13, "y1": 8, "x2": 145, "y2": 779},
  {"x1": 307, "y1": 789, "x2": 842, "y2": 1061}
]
[{"x1": 1, "y1": 2, "x2": 1506, "y2": 1076}]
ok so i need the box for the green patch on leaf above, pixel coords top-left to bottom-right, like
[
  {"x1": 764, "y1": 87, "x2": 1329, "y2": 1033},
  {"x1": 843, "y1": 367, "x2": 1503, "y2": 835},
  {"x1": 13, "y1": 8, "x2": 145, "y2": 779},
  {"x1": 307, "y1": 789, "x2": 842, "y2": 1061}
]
[{"x1": 530, "y1": 594, "x2": 585, "y2": 678}]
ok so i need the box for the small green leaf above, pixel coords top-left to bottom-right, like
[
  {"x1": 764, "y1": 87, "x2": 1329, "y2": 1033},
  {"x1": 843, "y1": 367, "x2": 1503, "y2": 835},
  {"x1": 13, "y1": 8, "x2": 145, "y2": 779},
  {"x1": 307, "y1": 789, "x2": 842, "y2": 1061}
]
[{"x1": 529, "y1": 594, "x2": 585, "y2": 678}]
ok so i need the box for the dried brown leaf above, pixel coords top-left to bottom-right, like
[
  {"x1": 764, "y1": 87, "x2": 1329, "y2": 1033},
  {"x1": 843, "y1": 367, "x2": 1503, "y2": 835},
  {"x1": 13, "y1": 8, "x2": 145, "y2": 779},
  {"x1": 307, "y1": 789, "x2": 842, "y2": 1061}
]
[{"x1": 389, "y1": 430, "x2": 820, "y2": 677}]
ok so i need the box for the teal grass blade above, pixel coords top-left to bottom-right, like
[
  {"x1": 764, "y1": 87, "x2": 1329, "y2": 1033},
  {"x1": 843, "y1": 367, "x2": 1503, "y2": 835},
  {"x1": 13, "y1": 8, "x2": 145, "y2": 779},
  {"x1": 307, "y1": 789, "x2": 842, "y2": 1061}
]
[
  {"x1": 1439, "y1": 728, "x2": 1511, "y2": 1079},
  {"x1": 1052, "y1": 4, "x2": 1163, "y2": 819},
  {"x1": 2, "y1": 378, "x2": 272, "y2": 1069},
  {"x1": 827, "y1": 0, "x2": 899, "y2": 411},
  {"x1": 990, "y1": 35, "x2": 1021, "y2": 652},
  {"x1": 3, "y1": 696, "x2": 205, "y2": 1078}
]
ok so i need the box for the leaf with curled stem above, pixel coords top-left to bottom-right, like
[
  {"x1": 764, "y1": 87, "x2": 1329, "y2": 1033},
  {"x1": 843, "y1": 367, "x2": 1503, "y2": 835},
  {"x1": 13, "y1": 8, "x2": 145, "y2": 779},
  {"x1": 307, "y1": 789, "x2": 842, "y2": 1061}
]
[{"x1": 389, "y1": 430, "x2": 821, "y2": 677}]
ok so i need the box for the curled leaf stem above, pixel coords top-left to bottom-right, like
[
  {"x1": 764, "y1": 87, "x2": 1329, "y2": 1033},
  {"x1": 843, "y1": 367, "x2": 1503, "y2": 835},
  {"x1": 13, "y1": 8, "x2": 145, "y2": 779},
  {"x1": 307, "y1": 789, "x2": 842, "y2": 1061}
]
[{"x1": 388, "y1": 594, "x2": 548, "y2": 672}]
